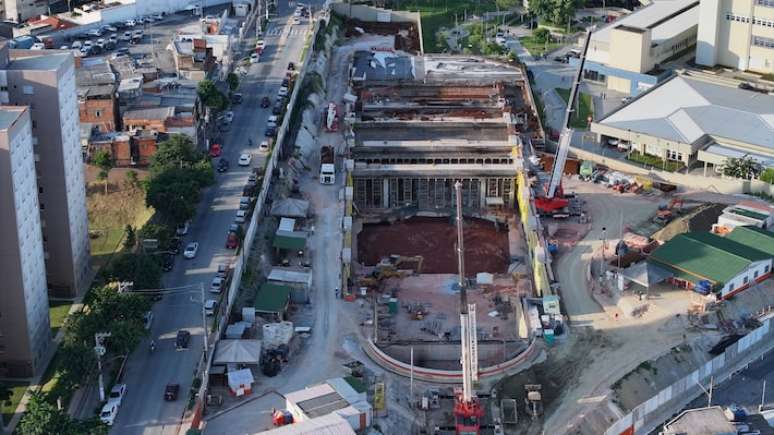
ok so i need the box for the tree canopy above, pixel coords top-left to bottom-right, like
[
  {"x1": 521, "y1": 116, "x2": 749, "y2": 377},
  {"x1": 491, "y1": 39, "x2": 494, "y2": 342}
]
[
  {"x1": 723, "y1": 156, "x2": 762, "y2": 180},
  {"x1": 104, "y1": 253, "x2": 163, "y2": 292},
  {"x1": 197, "y1": 79, "x2": 228, "y2": 111}
]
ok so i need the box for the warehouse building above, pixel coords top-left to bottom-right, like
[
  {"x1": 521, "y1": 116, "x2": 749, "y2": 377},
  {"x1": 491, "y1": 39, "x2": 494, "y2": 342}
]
[
  {"x1": 577, "y1": 0, "x2": 699, "y2": 95},
  {"x1": 591, "y1": 73, "x2": 774, "y2": 172},
  {"x1": 725, "y1": 226, "x2": 774, "y2": 257},
  {"x1": 283, "y1": 378, "x2": 372, "y2": 433},
  {"x1": 647, "y1": 231, "x2": 771, "y2": 298}
]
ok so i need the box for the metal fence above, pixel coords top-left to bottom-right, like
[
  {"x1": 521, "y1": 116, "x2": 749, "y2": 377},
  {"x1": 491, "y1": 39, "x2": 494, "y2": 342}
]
[{"x1": 605, "y1": 318, "x2": 773, "y2": 435}]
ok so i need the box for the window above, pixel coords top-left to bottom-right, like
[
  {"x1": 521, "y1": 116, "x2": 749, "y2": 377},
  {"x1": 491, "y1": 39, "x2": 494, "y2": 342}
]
[
  {"x1": 758, "y1": 0, "x2": 774, "y2": 7},
  {"x1": 39, "y1": 203, "x2": 44, "y2": 211},
  {"x1": 666, "y1": 149, "x2": 683, "y2": 161},
  {"x1": 95, "y1": 110, "x2": 102, "y2": 117},
  {"x1": 743, "y1": 276, "x2": 749, "y2": 284},
  {"x1": 754, "y1": 270, "x2": 759, "y2": 278},
  {"x1": 766, "y1": 265, "x2": 771, "y2": 273},
  {"x1": 22, "y1": 85, "x2": 33, "y2": 95},
  {"x1": 753, "y1": 36, "x2": 774, "y2": 49}
]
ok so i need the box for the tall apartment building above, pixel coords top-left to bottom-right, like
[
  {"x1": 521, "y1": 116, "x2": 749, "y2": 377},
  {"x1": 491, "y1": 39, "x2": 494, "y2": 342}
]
[
  {"x1": 697, "y1": 0, "x2": 774, "y2": 73},
  {"x1": 0, "y1": 41, "x2": 91, "y2": 298},
  {"x1": 1, "y1": 0, "x2": 49, "y2": 23},
  {"x1": 0, "y1": 105, "x2": 51, "y2": 377}
]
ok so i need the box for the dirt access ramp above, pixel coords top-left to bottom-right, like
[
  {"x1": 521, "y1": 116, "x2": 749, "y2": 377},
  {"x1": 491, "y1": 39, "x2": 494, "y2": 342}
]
[{"x1": 357, "y1": 217, "x2": 510, "y2": 275}]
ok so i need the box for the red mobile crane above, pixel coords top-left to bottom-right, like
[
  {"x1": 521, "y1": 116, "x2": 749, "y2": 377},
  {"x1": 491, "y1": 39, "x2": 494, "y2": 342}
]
[
  {"x1": 534, "y1": 30, "x2": 593, "y2": 217},
  {"x1": 452, "y1": 182, "x2": 484, "y2": 435}
]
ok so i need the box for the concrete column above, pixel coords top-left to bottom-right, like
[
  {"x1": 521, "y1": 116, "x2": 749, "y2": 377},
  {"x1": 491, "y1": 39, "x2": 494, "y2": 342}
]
[
  {"x1": 383, "y1": 178, "x2": 389, "y2": 209},
  {"x1": 703, "y1": 161, "x2": 708, "y2": 177},
  {"x1": 480, "y1": 178, "x2": 487, "y2": 209}
]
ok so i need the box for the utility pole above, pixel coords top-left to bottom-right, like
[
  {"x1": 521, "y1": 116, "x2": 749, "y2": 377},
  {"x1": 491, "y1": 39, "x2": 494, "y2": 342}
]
[
  {"x1": 200, "y1": 282, "x2": 208, "y2": 355},
  {"x1": 94, "y1": 332, "x2": 112, "y2": 402}
]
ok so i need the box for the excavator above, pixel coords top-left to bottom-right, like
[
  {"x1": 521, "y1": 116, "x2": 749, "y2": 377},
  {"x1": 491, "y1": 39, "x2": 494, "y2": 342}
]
[{"x1": 358, "y1": 255, "x2": 424, "y2": 287}]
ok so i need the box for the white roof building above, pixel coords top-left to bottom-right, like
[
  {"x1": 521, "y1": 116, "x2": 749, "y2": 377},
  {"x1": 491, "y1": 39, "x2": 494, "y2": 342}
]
[{"x1": 284, "y1": 378, "x2": 372, "y2": 433}]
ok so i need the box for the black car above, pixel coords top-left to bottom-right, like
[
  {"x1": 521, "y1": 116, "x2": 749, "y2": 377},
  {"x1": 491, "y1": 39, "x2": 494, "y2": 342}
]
[
  {"x1": 287, "y1": 62, "x2": 295, "y2": 71},
  {"x1": 167, "y1": 237, "x2": 182, "y2": 255},
  {"x1": 161, "y1": 253, "x2": 174, "y2": 272},
  {"x1": 230, "y1": 93, "x2": 243, "y2": 104},
  {"x1": 175, "y1": 330, "x2": 191, "y2": 350},
  {"x1": 272, "y1": 102, "x2": 284, "y2": 115},
  {"x1": 264, "y1": 126, "x2": 277, "y2": 137},
  {"x1": 217, "y1": 158, "x2": 230, "y2": 173},
  {"x1": 261, "y1": 96, "x2": 271, "y2": 108},
  {"x1": 164, "y1": 384, "x2": 179, "y2": 401},
  {"x1": 281, "y1": 78, "x2": 290, "y2": 87}
]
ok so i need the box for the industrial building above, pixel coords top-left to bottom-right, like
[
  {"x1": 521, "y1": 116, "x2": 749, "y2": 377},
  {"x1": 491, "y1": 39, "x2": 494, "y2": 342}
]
[
  {"x1": 647, "y1": 231, "x2": 771, "y2": 298},
  {"x1": 282, "y1": 378, "x2": 372, "y2": 433},
  {"x1": 350, "y1": 55, "x2": 541, "y2": 211},
  {"x1": 725, "y1": 226, "x2": 774, "y2": 257},
  {"x1": 713, "y1": 201, "x2": 774, "y2": 233},
  {"x1": 591, "y1": 73, "x2": 774, "y2": 171},
  {"x1": 696, "y1": 0, "x2": 774, "y2": 74},
  {"x1": 579, "y1": 0, "x2": 699, "y2": 95},
  {"x1": 0, "y1": 106, "x2": 51, "y2": 377}
]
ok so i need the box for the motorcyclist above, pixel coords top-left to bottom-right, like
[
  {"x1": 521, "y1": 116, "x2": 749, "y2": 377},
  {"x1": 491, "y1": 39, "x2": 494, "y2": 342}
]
[{"x1": 150, "y1": 340, "x2": 156, "y2": 352}]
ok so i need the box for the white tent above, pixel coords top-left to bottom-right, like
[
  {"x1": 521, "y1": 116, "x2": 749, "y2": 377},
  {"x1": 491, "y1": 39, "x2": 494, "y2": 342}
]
[
  {"x1": 271, "y1": 198, "x2": 310, "y2": 218},
  {"x1": 213, "y1": 340, "x2": 262, "y2": 365},
  {"x1": 227, "y1": 368, "x2": 255, "y2": 396}
]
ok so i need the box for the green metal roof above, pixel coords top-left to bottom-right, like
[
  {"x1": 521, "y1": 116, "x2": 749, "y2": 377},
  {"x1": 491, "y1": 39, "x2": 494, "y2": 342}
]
[
  {"x1": 726, "y1": 226, "x2": 774, "y2": 257},
  {"x1": 648, "y1": 231, "x2": 769, "y2": 286},
  {"x1": 728, "y1": 207, "x2": 768, "y2": 221},
  {"x1": 254, "y1": 283, "x2": 290, "y2": 313},
  {"x1": 272, "y1": 234, "x2": 306, "y2": 251}
]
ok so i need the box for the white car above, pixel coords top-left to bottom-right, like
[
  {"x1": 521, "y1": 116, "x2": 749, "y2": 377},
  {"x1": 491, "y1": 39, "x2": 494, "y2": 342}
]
[
  {"x1": 235, "y1": 210, "x2": 247, "y2": 224},
  {"x1": 99, "y1": 402, "x2": 119, "y2": 426},
  {"x1": 259, "y1": 140, "x2": 270, "y2": 152},
  {"x1": 108, "y1": 384, "x2": 127, "y2": 406},
  {"x1": 238, "y1": 154, "x2": 252, "y2": 166},
  {"x1": 267, "y1": 115, "x2": 279, "y2": 128},
  {"x1": 278, "y1": 86, "x2": 289, "y2": 97},
  {"x1": 71, "y1": 40, "x2": 83, "y2": 49},
  {"x1": 204, "y1": 299, "x2": 218, "y2": 316},
  {"x1": 219, "y1": 111, "x2": 234, "y2": 123},
  {"x1": 125, "y1": 19, "x2": 136, "y2": 27},
  {"x1": 293, "y1": 16, "x2": 302, "y2": 24},
  {"x1": 209, "y1": 277, "x2": 224, "y2": 293},
  {"x1": 183, "y1": 242, "x2": 199, "y2": 259},
  {"x1": 250, "y1": 53, "x2": 260, "y2": 64},
  {"x1": 176, "y1": 221, "x2": 190, "y2": 236},
  {"x1": 120, "y1": 31, "x2": 132, "y2": 41}
]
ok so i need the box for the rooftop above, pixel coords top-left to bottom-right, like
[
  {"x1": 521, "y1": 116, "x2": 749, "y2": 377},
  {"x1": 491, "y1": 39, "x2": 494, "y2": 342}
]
[
  {"x1": 254, "y1": 283, "x2": 290, "y2": 314},
  {"x1": 123, "y1": 106, "x2": 175, "y2": 121},
  {"x1": 8, "y1": 50, "x2": 70, "y2": 71},
  {"x1": 352, "y1": 50, "x2": 415, "y2": 81},
  {"x1": 0, "y1": 106, "x2": 27, "y2": 130},
  {"x1": 649, "y1": 231, "x2": 770, "y2": 285},
  {"x1": 726, "y1": 226, "x2": 774, "y2": 258},
  {"x1": 663, "y1": 406, "x2": 736, "y2": 435},
  {"x1": 596, "y1": 75, "x2": 774, "y2": 151},
  {"x1": 260, "y1": 413, "x2": 355, "y2": 435},
  {"x1": 592, "y1": 0, "x2": 700, "y2": 45}
]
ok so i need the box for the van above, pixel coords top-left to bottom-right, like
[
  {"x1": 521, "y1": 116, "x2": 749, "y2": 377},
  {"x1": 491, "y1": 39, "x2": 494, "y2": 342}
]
[{"x1": 569, "y1": 49, "x2": 582, "y2": 58}]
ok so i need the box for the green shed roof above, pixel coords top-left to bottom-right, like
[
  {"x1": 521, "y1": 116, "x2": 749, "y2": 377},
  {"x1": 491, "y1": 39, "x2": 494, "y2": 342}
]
[
  {"x1": 726, "y1": 226, "x2": 774, "y2": 258},
  {"x1": 254, "y1": 283, "x2": 290, "y2": 313},
  {"x1": 273, "y1": 234, "x2": 306, "y2": 251},
  {"x1": 648, "y1": 231, "x2": 769, "y2": 285},
  {"x1": 728, "y1": 207, "x2": 768, "y2": 221}
]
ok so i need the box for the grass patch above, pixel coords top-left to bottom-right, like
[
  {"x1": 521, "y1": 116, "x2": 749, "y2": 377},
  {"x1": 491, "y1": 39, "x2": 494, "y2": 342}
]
[
  {"x1": 555, "y1": 88, "x2": 593, "y2": 129},
  {"x1": 1, "y1": 381, "x2": 28, "y2": 426},
  {"x1": 390, "y1": 0, "x2": 498, "y2": 53},
  {"x1": 627, "y1": 150, "x2": 685, "y2": 172},
  {"x1": 87, "y1": 179, "x2": 153, "y2": 266},
  {"x1": 49, "y1": 300, "x2": 75, "y2": 336},
  {"x1": 518, "y1": 35, "x2": 561, "y2": 57}
]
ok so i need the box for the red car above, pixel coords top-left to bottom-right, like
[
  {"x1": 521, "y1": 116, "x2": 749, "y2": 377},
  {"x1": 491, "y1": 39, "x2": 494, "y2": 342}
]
[
  {"x1": 225, "y1": 232, "x2": 239, "y2": 249},
  {"x1": 209, "y1": 143, "x2": 222, "y2": 157}
]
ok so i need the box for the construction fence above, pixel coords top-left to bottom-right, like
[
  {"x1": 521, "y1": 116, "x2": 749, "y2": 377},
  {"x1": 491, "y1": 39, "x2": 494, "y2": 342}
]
[{"x1": 604, "y1": 318, "x2": 774, "y2": 435}]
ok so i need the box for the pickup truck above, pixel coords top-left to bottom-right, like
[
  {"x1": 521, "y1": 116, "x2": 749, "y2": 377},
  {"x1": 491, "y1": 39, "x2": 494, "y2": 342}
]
[{"x1": 320, "y1": 145, "x2": 334, "y2": 184}]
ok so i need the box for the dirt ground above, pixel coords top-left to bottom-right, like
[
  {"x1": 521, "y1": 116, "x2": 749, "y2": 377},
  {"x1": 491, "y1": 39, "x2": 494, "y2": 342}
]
[{"x1": 357, "y1": 217, "x2": 510, "y2": 275}]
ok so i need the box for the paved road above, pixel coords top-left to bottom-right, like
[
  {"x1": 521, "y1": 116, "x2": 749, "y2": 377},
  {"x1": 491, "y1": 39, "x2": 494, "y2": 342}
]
[{"x1": 111, "y1": 6, "x2": 310, "y2": 435}]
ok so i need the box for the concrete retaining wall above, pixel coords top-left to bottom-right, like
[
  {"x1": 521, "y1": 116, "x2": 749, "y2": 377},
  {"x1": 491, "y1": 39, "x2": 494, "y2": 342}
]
[
  {"x1": 605, "y1": 318, "x2": 773, "y2": 435},
  {"x1": 380, "y1": 341, "x2": 526, "y2": 368},
  {"x1": 330, "y1": 3, "x2": 420, "y2": 24}
]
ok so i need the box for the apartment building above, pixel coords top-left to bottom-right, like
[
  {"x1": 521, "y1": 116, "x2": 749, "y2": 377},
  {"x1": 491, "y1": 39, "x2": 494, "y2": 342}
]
[
  {"x1": 0, "y1": 105, "x2": 51, "y2": 377},
  {"x1": 0, "y1": 41, "x2": 91, "y2": 297},
  {"x1": 696, "y1": 0, "x2": 774, "y2": 74},
  {"x1": 1, "y1": 0, "x2": 49, "y2": 23}
]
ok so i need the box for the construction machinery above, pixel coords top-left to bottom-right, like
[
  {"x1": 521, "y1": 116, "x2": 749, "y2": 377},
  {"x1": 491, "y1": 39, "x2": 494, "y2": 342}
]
[
  {"x1": 534, "y1": 30, "x2": 593, "y2": 218},
  {"x1": 653, "y1": 197, "x2": 684, "y2": 225},
  {"x1": 523, "y1": 384, "x2": 544, "y2": 419},
  {"x1": 453, "y1": 181, "x2": 484, "y2": 435}
]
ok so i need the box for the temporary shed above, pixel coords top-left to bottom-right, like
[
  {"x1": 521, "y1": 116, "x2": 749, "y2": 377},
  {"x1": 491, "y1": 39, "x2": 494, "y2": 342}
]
[
  {"x1": 268, "y1": 267, "x2": 312, "y2": 303},
  {"x1": 258, "y1": 413, "x2": 355, "y2": 434},
  {"x1": 725, "y1": 226, "x2": 774, "y2": 258},
  {"x1": 255, "y1": 283, "x2": 291, "y2": 320},
  {"x1": 273, "y1": 230, "x2": 307, "y2": 252},
  {"x1": 213, "y1": 340, "x2": 262, "y2": 365},
  {"x1": 271, "y1": 198, "x2": 310, "y2": 218},
  {"x1": 227, "y1": 368, "x2": 254, "y2": 396},
  {"x1": 284, "y1": 378, "x2": 372, "y2": 432}
]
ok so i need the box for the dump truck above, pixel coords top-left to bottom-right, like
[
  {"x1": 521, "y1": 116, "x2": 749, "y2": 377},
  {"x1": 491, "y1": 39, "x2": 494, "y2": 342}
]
[{"x1": 320, "y1": 145, "x2": 335, "y2": 184}]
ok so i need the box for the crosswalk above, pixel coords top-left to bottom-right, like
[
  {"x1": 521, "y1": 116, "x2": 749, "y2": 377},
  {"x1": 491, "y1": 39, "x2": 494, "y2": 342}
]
[{"x1": 264, "y1": 26, "x2": 307, "y2": 37}]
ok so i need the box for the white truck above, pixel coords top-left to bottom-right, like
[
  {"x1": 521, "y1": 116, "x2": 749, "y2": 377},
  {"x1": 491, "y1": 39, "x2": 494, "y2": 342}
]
[{"x1": 320, "y1": 145, "x2": 335, "y2": 184}]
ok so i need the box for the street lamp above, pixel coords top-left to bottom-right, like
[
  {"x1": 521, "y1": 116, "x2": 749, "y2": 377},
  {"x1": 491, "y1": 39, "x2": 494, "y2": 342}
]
[{"x1": 94, "y1": 332, "x2": 112, "y2": 402}]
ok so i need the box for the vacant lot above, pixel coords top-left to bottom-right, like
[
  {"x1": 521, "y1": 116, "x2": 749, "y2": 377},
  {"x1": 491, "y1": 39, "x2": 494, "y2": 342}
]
[
  {"x1": 392, "y1": 0, "x2": 498, "y2": 52},
  {"x1": 49, "y1": 300, "x2": 74, "y2": 336},
  {"x1": 556, "y1": 87, "x2": 593, "y2": 128},
  {"x1": 519, "y1": 34, "x2": 561, "y2": 56},
  {"x1": 1, "y1": 381, "x2": 28, "y2": 426}
]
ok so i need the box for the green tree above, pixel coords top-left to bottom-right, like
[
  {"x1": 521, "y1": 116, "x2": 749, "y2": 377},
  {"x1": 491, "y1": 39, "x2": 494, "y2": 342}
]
[
  {"x1": 723, "y1": 157, "x2": 762, "y2": 180},
  {"x1": 196, "y1": 79, "x2": 228, "y2": 111},
  {"x1": 123, "y1": 225, "x2": 136, "y2": 250},
  {"x1": 105, "y1": 253, "x2": 163, "y2": 291},
  {"x1": 496, "y1": 0, "x2": 522, "y2": 9},
  {"x1": 552, "y1": 0, "x2": 576, "y2": 28},
  {"x1": 226, "y1": 73, "x2": 239, "y2": 93},
  {"x1": 145, "y1": 168, "x2": 201, "y2": 225},
  {"x1": 150, "y1": 135, "x2": 203, "y2": 175},
  {"x1": 533, "y1": 27, "x2": 551, "y2": 43},
  {"x1": 760, "y1": 168, "x2": 774, "y2": 184},
  {"x1": 137, "y1": 223, "x2": 174, "y2": 251},
  {"x1": 17, "y1": 392, "x2": 106, "y2": 435},
  {"x1": 528, "y1": 0, "x2": 552, "y2": 22},
  {"x1": 92, "y1": 150, "x2": 112, "y2": 194},
  {"x1": 124, "y1": 170, "x2": 139, "y2": 189},
  {"x1": 54, "y1": 341, "x2": 97, "y2": 392}
]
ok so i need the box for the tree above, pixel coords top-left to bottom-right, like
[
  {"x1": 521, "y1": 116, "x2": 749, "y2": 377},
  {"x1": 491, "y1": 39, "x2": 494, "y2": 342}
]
[
  {"x1": 552, "y1": 0, "x2": 577, "y2": 29},
  {"x1": 17, "y1": 392, "x2": 106, "y2": 435},
  {"x1": 723, "y1": 156, "x2": 762, "y2": 180},
  {"x1": 124, "y1": 170, "x2": 139, "y2": 189},
  {"x1": 197, "y1": 79, "x2": 228, "y2": 111},
  {"x1": 137, "y1": 223, "x2": 174, "y2": 251},
  {"x1": 92, "y1": 150, "x2": 112, "y2": 194},
  {"x1": 528, "y1": 0, "x2": 552, "y2": 22},
  {"x1": 145, "y1": 168, "x2": 201, "y2": 225},
  {"x1": 226, "y1": 73, "x2": 239, "y2": 93},
  {"x1": 496, "y1": 0, "x2": 521, "y2": 9},
  {"x1": 105, "y1": 253, "x2": 163, "y2": 291},
  {"x1": 760, "y1": 168, "x2": 774, "y2": 184},
  {"x1": 150, "y1": 135, "x2": 203, "y2": 175},
  {"x1": 533, "y1": 27, "x2": 551, "y2": 43},
  {"x1": 123, "y1": 225, "x2": 136, "y2": 250}
]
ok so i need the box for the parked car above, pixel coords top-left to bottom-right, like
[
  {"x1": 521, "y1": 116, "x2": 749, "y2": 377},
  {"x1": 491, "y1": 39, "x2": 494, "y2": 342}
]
[
  {"x1": 153, "y1": 13, "x2": 166, "y2": 20},
  {"x1": 261, "y1": 96, "x2": 271, "y2": 108},
  {"x1": 259, "y1": 140, "x2": 271, "y2": 152},
  {"x1": 87, "y1": 28, "x2": 103, "y2": 37},
  {"x1": 226, "y1": 231, "x2": 239, "y2": 249},
  {"x1": 143, "y1": 311, "x2": 154, "y2": 330},
  {"x1": 164, "y1": 384, "x2": 180, "y2": 401},
  {"x1": 102, "y1": 24, "x2": 118, "y2": 33},
  {"x1": 108, "y1": 384, "x2": 127, "y2": 406},
  {"x1": 71, "y1": 40, "x2": 83, "y2": 49},
  {"x1": 267, "y1": 115, "x2": 279, "y2": 128},
  {"x1": 216, "y1": 158, "x2": 230, "y2": 173},
  {"x1": 183, "y1": 242, "x2": 199, "y2": 259},
  {"x1": 272, "y1": 102, "x2": 284, "y2": 115},
  {"x1": 238, "y1": 154, "x2": 252, "y2": 166},
  {"x1": 204, "y1": 299, "x2": 218, "y2": 316},
  {"x1": 30, "y1": 42, "x2": 45, "y2": 50},
  {"x1": 167, "y1": 237, "x2": 182, "y2": 255},
  {"x1": 234, "y1": 210, "x2": 247, "y2": 224},
  {"x1": 250, "y1": 53, "x2": 260, "y2": 64},
  {"x1": 175, "y1": 330, "x2": 191, "y2": 349},
  {"x1": 210, "y1": 277, "x2": 224, "y2": 293},
  {"x1": 124, "y1": 19, "x2": 137, "y2": 27},
  {"x1": 278, "y1": 86, "x2": 289, "y2": 97},
  {"x1": 209, "y1": 143, "x2": 222, "y2": 157},
  {"x1": 99, "y1": 402, "x2": 119, "y2": 426},
  {"x1": 161, "y1": 253, "x2": 174, "y2": 272},
  {"x1": 230, "y1": 93, "x2": 243, "y2": 104},
  {"x1": 292, "y1": 16, "x2": 302, "y2": 24},
  {"x1": 264, "y1": 126, "x2": 277, "y2": 137},
  {"x1": 120, "y1": 31, "x2": 132, "y2": 41},
  {"x1": 176, "y1": 221, "x2": 190, "y2": 235},
  {"x1": 239, "y1": 196, "x2": 252, "y2": 210}
]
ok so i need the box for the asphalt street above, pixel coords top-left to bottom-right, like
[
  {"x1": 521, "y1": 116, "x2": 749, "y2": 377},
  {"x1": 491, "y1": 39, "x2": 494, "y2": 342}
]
[{"x1": 110, "y1": 5, "x2": 310, "y2": 434}]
